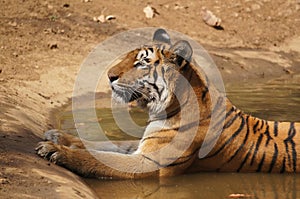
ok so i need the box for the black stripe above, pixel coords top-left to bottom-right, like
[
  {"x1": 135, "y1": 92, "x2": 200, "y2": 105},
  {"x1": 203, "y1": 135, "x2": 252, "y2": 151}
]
[
  {"x1": 208, "y1": 105, "x2": 235, "y2": 132},
  {"x1": 227, "y1": 115, "x2": 250, "y2": 163},
  {"x1": 201, "y1": 86, "x2": 209, "y2": 102},
  {"x1": 284, "y1": 122, "x2": 297, "y2": 172},
  {"x1": 256, "y1": 153, "x2": 266, "y2": 172},
  {"x1": 148, "y1": 82, "x2": 160, "y2": 97},
  {"x1": 205, "y1": 116, "x2": 245, "y2": 158},
  {"x1": 168, "y1": 156, "x2": 194, "y2": 167},
  {"x1": 264, "y1": 122, "x2": 272, "y2": 147},
  {"x1": 200, "y1": 106, "x2": 237, "y2": 151},
  {"x1": 280, "y1": 157, "x2": 286, "y2": 173},
  {"x1": 142, "y1": 149, "x2": 197, "y2": 168},
  {"x1": 268, "y1": 143, "x2": 278, "y2": 172},
  {"x1": 167, "y1": 147, "x2": 202, "y2": 167},
  {"x1": 253, "y1": 120, "x2": 260, "y2": 134},
  {"x1": 153, "y1": 66, "x2": 158, "y2": 83},
  {"x1": 250, "y1": 133, "x2": 264, "y2": 166},
  {"x1": 237, "y1": 143, "x2": 255, "y2": 172},
  {"x1": 223, "y1": 114, "x2": 239, "y2": 129},
  {"x1": 211, "y1": 96, "x2": 225, "y2": 115},
  {"x1": 148, "y1": 47, "x2": 154, "y2": 53},
  {"x1": 141, "y1": 136, "x2": 172, "y2": 143},
  {"x1": 259, "y1": 120, "x2": 265, "y2": 130},
  {"x1": 274, "y1": 121, "x2": 278, "y2": 137},
  {"x1": 292, "y1": 141, "x2": 297, "y2": 172},
  {"x1": 142, "y1": 154, "x2": 161, "y2": 167}
]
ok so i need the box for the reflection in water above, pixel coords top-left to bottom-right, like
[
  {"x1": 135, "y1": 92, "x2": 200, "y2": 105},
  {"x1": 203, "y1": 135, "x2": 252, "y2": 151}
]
[
  {"x1": 59, "y1": 74, "x2": 300, "y2": 199},
  {"x1": 85, "y1": 173, "x2": 300, "y2": 199}
]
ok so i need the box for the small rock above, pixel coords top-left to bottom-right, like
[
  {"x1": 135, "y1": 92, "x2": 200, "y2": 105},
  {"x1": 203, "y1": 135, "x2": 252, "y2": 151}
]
[
  {"x1": 47, "y1": 5, "x2": 53, "y2": 9},
  {"x1": 245, "y1": 7, "x2": 251, "y2": 12},
  {"x1": 143, "y1": 5, "x2": 159, "y2": 19},
  {"x1": 106, "y1": 15, "x2": 116, "y2": 21},
  {"x1": 283, "y1": 68, "x2": 293, "y2": 74},
  {"x1": 0, "y1": 69, "x2": 2, "y2": 73},
  {"x1": 94, "y1": 15, "x2": 105, "y2": 23},
  {"x1": 201, "y1": 7, "x2": 222, "y2": 28},
  {"x1": 63, "y1": 3, "x2": 70, "y2": 8},
  {"x1": 251, "y1": 4, "x2": 261, "y2": 11},
  {"x1": 174, "y1": 3, "x2": 185, "y2": 10},
  {"x1": 8, "y1": 21, "x2": 17, "y2": 27},
  {"x1": 93, "y1": 14, "x2": 116, "y2": 23},
  {"x1": 82, "y1": 0, "x2": 92, "y2": 2},
  {"x1": 43, "y1": 28, "x2": 52, "y2": 34},
  {"x1": 0, "y1": 178, "x2": 9, "y2": 184},
  {"x1": 233, "y1": 12, "x2": 239, "y2": 18},
  {"x1": 48, "y1": 42, "x2": 58, "y2": 49},
  {"x1": 12, "y1": 52, "x2": 18, "y2": 57}
]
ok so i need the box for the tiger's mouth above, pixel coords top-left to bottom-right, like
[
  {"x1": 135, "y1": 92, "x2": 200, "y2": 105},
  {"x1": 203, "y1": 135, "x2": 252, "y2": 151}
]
[{"x1": 111, "y1": 84, "x2": 144, "y2": 103}]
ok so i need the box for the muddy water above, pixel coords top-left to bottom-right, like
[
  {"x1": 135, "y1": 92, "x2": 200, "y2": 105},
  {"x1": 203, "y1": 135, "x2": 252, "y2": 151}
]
[{"x1": 58, "y1": 74, "x2": 300, "y2": 199}]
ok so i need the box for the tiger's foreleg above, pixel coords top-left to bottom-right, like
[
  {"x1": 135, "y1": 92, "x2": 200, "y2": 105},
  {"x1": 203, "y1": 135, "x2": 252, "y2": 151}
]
[
  {"x1": 44, "y1": 129, "x2": 139, "y2": 154},
  {"x1": 35, "y1": 141, "x2": 159, "y2": 179}
]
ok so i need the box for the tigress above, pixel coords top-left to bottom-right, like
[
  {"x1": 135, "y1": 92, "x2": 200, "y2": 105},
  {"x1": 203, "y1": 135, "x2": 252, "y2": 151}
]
[{"x1": 36, "y1": 29, "x2": 300, "y2": 179}]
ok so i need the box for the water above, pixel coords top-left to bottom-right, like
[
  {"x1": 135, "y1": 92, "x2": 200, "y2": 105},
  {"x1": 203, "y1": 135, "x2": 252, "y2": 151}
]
[{"x1": 58, "y1": 74, "x2": 300, "y2": 199}]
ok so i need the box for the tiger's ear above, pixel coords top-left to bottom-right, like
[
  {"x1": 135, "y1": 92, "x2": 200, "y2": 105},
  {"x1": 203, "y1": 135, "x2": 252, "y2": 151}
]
[
  {"x1": 153, "y1": 29, "x2": 171, "y2": 44},
  {"x1": 170, "y1": 40, "x2": 193, "y2": 64}
]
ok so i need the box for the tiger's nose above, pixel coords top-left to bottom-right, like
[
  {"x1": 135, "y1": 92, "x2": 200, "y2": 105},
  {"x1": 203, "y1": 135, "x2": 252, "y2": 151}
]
[
  {"x1": 108, "y1": 73, "x2": 119, "y2": 83},
  {"x1": 109, "y1": 75, "x2": 119, "y2": 83}
]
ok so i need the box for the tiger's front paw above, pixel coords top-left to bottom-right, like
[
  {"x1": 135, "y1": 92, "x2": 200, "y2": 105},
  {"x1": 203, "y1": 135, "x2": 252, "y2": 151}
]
[
  {"x1": 35, "y1": 141, "x2": 66, "y2": 164},
  {"x1": 44, "y1": 129, "x2": 63, "y2": 144}
]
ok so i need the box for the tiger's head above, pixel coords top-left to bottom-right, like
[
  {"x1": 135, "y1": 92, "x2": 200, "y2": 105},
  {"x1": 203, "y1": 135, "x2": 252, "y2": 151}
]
[{"x1": 107, "y1": 29, "x2": 195, "y2": 117}]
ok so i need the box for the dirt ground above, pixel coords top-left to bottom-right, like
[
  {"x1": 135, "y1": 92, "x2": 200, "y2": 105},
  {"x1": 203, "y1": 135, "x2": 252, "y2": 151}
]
[{"x1": 0, "y1": 0, "x2": 300, "y2": 198}]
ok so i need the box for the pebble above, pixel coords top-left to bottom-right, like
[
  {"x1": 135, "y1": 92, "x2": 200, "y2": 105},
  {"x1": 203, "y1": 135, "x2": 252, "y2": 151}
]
[
  {"x1": 106, "y1": 15, "x2": 116, "y2": 21},
  {"x1": 201, "y1": 7, "x2": 222, "y2": 27},
  {"x1": 94, "y1": 15, "x2": 105, "y2": 23},
  {"x1": 245, "y1": 7, "x2": 251, "y2": 12},
  {"x1": 82, "y1": 0, "x2": 92, "y2": 2},
  {"x1": 233, "y1": 12, "x2": 239, "y2": 18},
  {"x1": 143, "y1": 5, "x2": 155, "y2": 18},
  {"x1": 0, "y1": 178, "x2": 9, "y2": 184},
  {"x1": 143, "y1": 5, "x2": 159, "y2": 18},
  {"x1": 251, "y1": 4, "x2": 261, "y2": 11},
  {"x1": 93, "y1": 14, "x2": 116, "y2": 23},
  {"x1": 12, "y1": 52, "x2": 18, "y2": 57},
  {"x1": 63, "y1": 3, "x2": 70, "y2": 8},
  {"x1": 8, "y1": 21, "x2": 17, "y2": 27},
  {"x1": 48, "y1": 42, "x2": 58, "y2": 49}
]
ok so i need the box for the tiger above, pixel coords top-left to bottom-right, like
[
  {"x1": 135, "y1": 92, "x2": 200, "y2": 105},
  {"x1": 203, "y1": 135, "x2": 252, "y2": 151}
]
[{"x1": 36, "y1": 29, "x2": 300, "y2": 179}]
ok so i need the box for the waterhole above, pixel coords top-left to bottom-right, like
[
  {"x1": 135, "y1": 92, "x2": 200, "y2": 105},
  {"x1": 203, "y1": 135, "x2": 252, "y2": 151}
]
[{"x1": 57, "y1": 74, "x2": 300, "y2": 199}]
